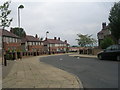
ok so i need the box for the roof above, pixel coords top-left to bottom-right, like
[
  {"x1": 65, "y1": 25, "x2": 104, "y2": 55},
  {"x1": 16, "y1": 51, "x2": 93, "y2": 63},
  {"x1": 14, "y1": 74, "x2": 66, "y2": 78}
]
[
  {"x1": 21, "y1": 35, "x2": 41, "y2": 43},
  {"x1": 44, "y1": 38, "x2": 69, "y2": 45},
  {"x1": 0, "y1": 29, "x2": 19, "y2": 38}
]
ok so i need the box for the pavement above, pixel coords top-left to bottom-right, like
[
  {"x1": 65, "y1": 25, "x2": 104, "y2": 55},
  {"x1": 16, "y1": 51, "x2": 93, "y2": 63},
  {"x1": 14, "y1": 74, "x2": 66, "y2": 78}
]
[
  {"x1": 2, "y1": 54, "x2": 83, "y2": 88},
  {"x1": 0, "y1": 57, "x2": 2, "y2": 90},
  {"x1": 69, "y1": 53, "x2": 97, "y2": 59},
  {"x1": 0, "y1": 57, "x2": 2, "y2": 64}
]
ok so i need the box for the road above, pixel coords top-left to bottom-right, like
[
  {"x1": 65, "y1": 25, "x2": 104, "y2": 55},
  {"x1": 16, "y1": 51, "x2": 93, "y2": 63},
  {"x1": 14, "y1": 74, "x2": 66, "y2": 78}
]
[
  {"x1": 0, "y1": 63, "x2": 2, "y2": 89},
  {"x1": 40, "y1": 54, "x2": 118, "y2": 88}
]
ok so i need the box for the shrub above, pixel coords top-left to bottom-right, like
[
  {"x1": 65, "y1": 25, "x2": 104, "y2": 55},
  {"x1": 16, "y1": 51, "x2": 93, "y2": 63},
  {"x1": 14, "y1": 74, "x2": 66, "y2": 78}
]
[{"x1": 100, "y1": 37, "x2": 115, "y2": 49}]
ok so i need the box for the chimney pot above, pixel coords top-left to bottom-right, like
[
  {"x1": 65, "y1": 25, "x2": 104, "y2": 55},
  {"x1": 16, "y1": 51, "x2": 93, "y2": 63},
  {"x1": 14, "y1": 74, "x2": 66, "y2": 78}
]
[
  {"x1": 58, "y1": 37, "x2": 60, "y2": 40},
  {"x1": 45, "y1": 37, "x2": 47, "y2": 40},
  {"x1": 54, "y1": 37, "x2": 56, "y2": 40},
  {"x1": 102, "y1": 22, "x2": 106, "y2": 29},
  {"x1": 35, "y1": 34, "x2": 38, "y2": 38},
  {"x1": 10, "y1": 27, "x2": 13, "y2": 33}
]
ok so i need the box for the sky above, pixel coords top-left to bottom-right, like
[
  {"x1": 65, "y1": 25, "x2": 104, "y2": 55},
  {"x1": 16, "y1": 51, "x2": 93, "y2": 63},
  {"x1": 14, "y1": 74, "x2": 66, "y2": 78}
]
[{"x1": 0, "y1": 0, "x2": 118, "y2": 46}]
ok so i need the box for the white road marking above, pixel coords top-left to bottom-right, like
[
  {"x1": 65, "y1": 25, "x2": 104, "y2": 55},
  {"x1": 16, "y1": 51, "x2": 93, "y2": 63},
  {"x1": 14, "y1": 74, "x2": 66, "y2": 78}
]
[{"x1": 60, "y1": 58, "x2": 63, "y2": 60}]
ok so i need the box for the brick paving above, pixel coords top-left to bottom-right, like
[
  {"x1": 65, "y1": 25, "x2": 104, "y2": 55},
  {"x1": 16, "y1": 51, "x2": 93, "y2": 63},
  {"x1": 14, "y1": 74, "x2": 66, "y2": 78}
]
[
  {"x1": 2, "y1": 55, "x2": 83, "y2": 88},
  {"x1": 0, "y1": 57, "x2": 2, "y2": 90}
]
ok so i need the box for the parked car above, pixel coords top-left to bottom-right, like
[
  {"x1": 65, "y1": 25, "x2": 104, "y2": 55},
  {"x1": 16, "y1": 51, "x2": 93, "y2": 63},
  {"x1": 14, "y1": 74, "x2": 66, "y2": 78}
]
[{"x1": 97, "y1": 44, "x2": 120, "y2": 61}]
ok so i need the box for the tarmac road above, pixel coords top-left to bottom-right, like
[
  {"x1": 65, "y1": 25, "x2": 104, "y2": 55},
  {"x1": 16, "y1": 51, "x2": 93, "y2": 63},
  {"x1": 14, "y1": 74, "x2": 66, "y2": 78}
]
[{"x1": 40, "y1": 54, "x2": 118, "y2": 89}]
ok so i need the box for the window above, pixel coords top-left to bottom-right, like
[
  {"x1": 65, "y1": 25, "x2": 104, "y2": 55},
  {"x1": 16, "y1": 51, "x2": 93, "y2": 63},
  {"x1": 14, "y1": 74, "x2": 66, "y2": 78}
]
[
  {"x1": 15, "y1": 39, "x2": 17, "y2": 43},
  {"x1": 39, "y1": 42, "x2": 41, "y2": 45},
  {"x1": 106, "y1": 45, "x2": 120, "y2": 50},
  {"x1": 106, "y1": 46, "x2": 112, "y2": 50},
  {"x1": 37, "y1": 42, "x2": 39, "y2": 45},
  {"x1": 6, "y1": 37, "x2": 8, "y2": 43},
  {"x1": 111, "y1": 45, "x2": 120, "y2": 50},
  {"x1": 9, "y1": 38, "x2": 12, "y2": 42},
  {"x1": 13, "y1": 38, "x2": 15, "y2": 42}
]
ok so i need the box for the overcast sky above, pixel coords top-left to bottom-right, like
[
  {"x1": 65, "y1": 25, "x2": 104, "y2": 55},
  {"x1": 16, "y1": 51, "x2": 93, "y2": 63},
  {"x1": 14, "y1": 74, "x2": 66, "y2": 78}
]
[{"x1": 0, "y1": 0, "x2": 118, "y2": 45}]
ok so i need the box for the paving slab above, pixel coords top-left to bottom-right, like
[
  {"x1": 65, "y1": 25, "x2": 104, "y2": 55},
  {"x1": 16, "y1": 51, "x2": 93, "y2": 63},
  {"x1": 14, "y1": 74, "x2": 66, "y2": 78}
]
[
  {"x1": 0, "y1": 57, "x2": 2, "y2": 90},
  {"x1": 2, "y1": 55, "x2": 83, "y2": 88}
]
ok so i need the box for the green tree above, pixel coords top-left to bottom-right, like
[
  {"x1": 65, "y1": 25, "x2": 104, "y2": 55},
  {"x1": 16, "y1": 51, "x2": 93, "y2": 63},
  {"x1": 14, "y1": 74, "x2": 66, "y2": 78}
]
[
  {"x1": 10, "y1": 27, "x2": 26, "y2": 37},
  {"x1": 0, "y1": 1, "x2": 12, "y2": 65},
  {"x1": 100, "y1": 37, "x2": 115, "y2": 49},
  {"x1": 109, "y1": 1, "x2": 120, "y2": 44},
  {"x1": 0, "y1": 1, "x2": 12, "y2": 29},
  {"x1": 76, "y1": 34, "x2": 97, "y2": 47},
  {"x1": 39, "y1": 37, "x2": 43, "y2": 41}
]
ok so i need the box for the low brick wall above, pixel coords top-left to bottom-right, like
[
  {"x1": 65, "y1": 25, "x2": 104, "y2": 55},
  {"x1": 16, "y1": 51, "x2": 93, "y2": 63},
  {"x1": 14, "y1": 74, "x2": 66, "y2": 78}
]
[
  {"x1": 78, "y1": 48, "x2": 103, "y2": 55},
  {"x1": 92, "y1": 48, "x2": 103, "y2": 55}
]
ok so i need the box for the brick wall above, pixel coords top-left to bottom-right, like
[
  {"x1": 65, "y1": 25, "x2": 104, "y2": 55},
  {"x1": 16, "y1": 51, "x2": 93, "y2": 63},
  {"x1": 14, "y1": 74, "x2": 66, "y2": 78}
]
[
  {"x1": 3, "y1": 42, "x2": 21, "y2": 51},
  {"x1": 92, "y1": 48, "x2": 103, "y2": 55},
  {"x1": 28, "y1": 45, "x2": 44, "y2": 52}
]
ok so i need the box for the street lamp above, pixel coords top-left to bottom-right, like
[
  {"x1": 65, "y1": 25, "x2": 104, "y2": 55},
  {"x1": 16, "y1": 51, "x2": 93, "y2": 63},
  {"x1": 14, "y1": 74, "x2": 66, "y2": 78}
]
[
  {"x1": 18, "y1": 5, "x2": 24, "y2": 28},
  {"x1": 46, "y1": 31, "x2": 49, "y2": 39},
  {"x1": 45, "y1": 31, "x2": 51, "y2": 54},
  {"x1": 18, "y1": 5, "x2": 24, "y2": 59}
]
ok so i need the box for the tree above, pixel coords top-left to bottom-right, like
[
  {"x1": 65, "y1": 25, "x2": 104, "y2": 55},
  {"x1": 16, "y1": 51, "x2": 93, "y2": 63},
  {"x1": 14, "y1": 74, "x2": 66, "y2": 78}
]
[
  {"x1": 76, "y1": 34, "x2": 97, "y2": 47},
  {"x1": 10, "y1": 27, "x2": 26, "y2": 38},
  {"x1": 39, "y1": 37, "x2": 43, "y2": 41},
  {"x1": 0, "y1": 1, "x2": 12, "y2": 29},
  {"x1": 100, "y1": 37, "x2": 115, "y2": 49},
  {"x1": 0, "y1": 1, "x2": 12, "y2": 65},
  {"x1": 109, "y1": 1, "x2": 120, "y2": 44}
]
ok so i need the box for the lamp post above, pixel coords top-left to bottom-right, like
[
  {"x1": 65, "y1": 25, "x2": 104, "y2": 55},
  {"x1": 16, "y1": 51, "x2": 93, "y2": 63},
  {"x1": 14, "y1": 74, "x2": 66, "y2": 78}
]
[
  {"x1": 46, "y1": 31, "x2": 49, "y2": 39},
  {"x1": 46, "y1": 31, "x2": 51, "y2": 54},
  {"x1": 18, "y1": 5, "x2": 24, "y2": 28},
  {"x1": 18, "y1": 5, "x2": 24, "y2": 59}
]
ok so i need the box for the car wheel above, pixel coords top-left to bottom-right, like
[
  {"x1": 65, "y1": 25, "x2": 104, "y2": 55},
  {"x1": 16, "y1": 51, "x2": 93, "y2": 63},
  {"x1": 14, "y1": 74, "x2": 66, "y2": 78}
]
[
  {"x1": 117, "y1": 56, "x2": 120, "y2": 61},
  {"x1": 98, "y1": 55, "x2": 103, "y2": 60}
]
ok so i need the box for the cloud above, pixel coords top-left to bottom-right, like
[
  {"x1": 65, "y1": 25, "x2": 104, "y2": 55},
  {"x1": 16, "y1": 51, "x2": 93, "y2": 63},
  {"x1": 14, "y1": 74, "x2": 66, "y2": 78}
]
[{"x1": 8, "y1": 2, "x2": 114, "y2": 45}]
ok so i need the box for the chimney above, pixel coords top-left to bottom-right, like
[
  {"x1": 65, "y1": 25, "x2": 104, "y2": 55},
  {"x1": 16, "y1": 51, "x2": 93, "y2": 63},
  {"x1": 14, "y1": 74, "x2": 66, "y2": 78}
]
[
  {"x1": 10, "y1": 27, "x2": 13, "y2": 33},
  {"x1": 45, "y1": 37, "x2": 47, "y2": 40},
  {"x1": 54, "y1": 37, "x2": 56, "y2": 40},
  {"x1": 102, "y1": 22, "x2": 106, "y2": 29},
  {"x1": 35, "y1": 34, "x2": 38, "y2": 38},
  {"x1": 58, "y1": 37, "x2": 60, "y2": 40},
  {"x1": 65, "y1": 40, "x2": 67, "y2": 43}
]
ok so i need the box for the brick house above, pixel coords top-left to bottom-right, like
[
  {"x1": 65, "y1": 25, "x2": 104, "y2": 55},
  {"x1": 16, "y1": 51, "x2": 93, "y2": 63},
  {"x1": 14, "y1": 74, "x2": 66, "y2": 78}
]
[
  {"x1": 0, "y1": 29, "x2": 21, "y2": 59},
  {"x1": 43, "y1": 37, "x2": 69, "y2": 54},
  {"x1": 0, "y1": 29, "x2": 2, "y2": 57},
  {"x1": 97, "y1": 22, "x2": 111, "y2": 46},
  {"x1": 21, "y1": 35, "x2": 44, "y2": 56}
]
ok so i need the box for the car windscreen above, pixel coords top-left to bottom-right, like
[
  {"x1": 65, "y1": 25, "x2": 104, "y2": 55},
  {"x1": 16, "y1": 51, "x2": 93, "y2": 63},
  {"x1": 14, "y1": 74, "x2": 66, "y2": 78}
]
[{"x1": 118, "y1": 45, "x2": 120, "y2": 50}]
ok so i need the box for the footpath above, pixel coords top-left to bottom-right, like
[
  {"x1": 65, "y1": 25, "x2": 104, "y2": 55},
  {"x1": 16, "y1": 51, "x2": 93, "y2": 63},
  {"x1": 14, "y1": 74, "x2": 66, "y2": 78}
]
[
  {"x1": 2, "y1": 54, "x2": 83, "y2": 88},
  {"x1": 69, "y1": 53, "x2": 97, "y2": 59},
  {"x1": 0, "y1": 57, "x2": 2, "y2": 89}
]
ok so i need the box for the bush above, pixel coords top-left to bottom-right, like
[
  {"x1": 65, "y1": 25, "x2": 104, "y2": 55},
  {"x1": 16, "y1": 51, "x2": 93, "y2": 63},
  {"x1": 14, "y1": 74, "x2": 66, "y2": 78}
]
[{"x1": 100, "y1": 37, "x2": 115, "y2": 49}]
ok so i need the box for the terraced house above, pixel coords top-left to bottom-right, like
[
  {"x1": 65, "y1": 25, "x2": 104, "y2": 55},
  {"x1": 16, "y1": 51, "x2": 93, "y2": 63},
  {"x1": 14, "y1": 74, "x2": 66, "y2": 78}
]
[
  {"x1": 44, "y1": 37, "x2": 69, "y2": 54},
  {"x1": 0, "y1": 29, "x2": 2, "y2": 57},
  {"x1": 0, "y1": 28, "x2": 70, "y2": 60},
  {"x1": 0, "y1": 29, "x2": 21, "y2": 59},
  {"x1": 21, "y1": 34, "x2": 44, "y2": 56}
]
